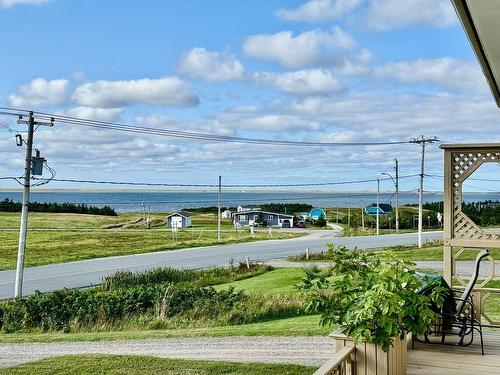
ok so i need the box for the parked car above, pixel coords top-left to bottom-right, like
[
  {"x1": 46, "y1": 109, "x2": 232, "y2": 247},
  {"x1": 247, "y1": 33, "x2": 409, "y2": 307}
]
[
  {"x1": 282, "y1": 219, "x2": 291, "y2": 228},
  {"x1": 295, "y1": 221, "x2": 305, "y2": 228}
]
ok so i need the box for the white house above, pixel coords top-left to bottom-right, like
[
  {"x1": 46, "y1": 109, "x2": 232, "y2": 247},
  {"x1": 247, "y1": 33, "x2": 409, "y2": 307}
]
[{"x1": 166, "y1": 211, "x2": 192, "y2": 229}]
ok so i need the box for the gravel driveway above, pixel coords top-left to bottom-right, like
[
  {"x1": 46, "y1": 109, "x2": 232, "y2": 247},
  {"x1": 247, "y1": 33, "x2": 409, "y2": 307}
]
[{"x1": 0, "y1": 336, "x2": 332, "y2": 369}]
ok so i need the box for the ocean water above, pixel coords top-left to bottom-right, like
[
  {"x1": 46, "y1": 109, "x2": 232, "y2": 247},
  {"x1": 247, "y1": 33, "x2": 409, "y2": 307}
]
[{"x1": 1, "y1": 190, "x2": 499, "y2": 213}]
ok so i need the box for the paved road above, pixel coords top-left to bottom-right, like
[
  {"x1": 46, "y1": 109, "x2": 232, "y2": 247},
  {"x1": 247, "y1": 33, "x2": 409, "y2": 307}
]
[
  {"x1": 0, "y1": 231, "x2": 442, "y2": 299},
  {"x1": 0, "y1": 336, "x2": 332, "y2": 368}
]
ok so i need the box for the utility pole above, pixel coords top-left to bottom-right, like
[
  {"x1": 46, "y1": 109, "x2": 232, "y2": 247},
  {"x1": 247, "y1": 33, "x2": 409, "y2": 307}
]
[
  {"x1": 14, "y1": 112, "x2": 53, "y2": 297},
  {"x1": 347, "y1": 193, "x2": 351, "y2": 228},
  {"x1": 376, "y1": 177, "x2": 380, "y2": 236},
  {"x1": 381, "y1": 158, "x2": 399, "y2": 233},
  {"x1": 217, "y1": 175, "x2": 221, "y2": 243},
  {"x1": 361, "y1": 199, "x2": 365, "y2": 229},
  {"x1": 395, "y1": 158, "x2": 399, "y2": 232},
  {"x1": 410, "y1": 136, "x2": 439, "y2": 248}
]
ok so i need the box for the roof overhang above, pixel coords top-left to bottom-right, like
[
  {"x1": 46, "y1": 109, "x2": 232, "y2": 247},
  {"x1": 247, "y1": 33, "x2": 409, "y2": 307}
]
[{"x1": 452, "y1": 0, "x2": 500, "y2": 106}]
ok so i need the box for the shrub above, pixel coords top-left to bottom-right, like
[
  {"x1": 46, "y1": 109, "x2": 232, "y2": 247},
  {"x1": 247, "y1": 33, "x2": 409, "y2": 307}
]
[
  {"x1": 101, "y1": 264, "x2": 271, "y2": 290},
  {"x1": 301, "y1": 245, "x2": 447, "y2": 351},
  {"x1": 0, "y1": 284, "x2": 246, "y2": 333},
  {"x1": 314, "y1": 216, "x2": 327, "y2": 227}
]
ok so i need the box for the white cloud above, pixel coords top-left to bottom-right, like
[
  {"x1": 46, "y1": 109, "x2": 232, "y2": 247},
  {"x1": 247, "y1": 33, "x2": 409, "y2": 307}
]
[
  {"x1": 243, "y1": 27, "x2": 356, "y2": 68},
  {"x1": 276, "y1": 0, "x2": 361, "y2": 22},
  {"x1": 178, "y1": 47, "x2": 244, "y2": 81},
  {"x1": 213, "y1": 112, "x2": 321, "y2": 131},
  {"x1": 253, "y1": 69, "x2": 342, "y2": 95},
  {"x1": 72, "y1": 77, "x2": 199, "y2": 108},
  {"x1": 9, "y1": 78, "x2": 69, "y2": 107},
  {"x1": 374, "y1": 58, "x2": 488, "y2": 93},
  {"x1": 362, "y1": 0, "x2": 457, "y2": 31},
  {"x1": 135, "y1": 114, "x2": 235, "y2": 136},
  {"x1": 63, "y1": 106, "x2": 123, "y2": 122},
  {"x1": 287, "y1": 93, "x2": 500, "y2": 141},
  {"x1": 0, "y1": 0, "x2": 49, "y2": 7}
]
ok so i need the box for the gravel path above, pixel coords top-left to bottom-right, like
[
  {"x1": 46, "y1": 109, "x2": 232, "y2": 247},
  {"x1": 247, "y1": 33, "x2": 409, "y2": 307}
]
[{"x1": 0, "y1": 336, "x2": 332, "y2": 369}]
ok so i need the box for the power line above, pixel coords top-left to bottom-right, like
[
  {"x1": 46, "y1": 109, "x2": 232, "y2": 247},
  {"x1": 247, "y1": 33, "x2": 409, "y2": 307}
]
[
  {"x1": 28, "y1": 174, "x2": 420, "y2": 188},
  {"x1": 0, "y1": 106, "x2": 415, "y2": 147}
]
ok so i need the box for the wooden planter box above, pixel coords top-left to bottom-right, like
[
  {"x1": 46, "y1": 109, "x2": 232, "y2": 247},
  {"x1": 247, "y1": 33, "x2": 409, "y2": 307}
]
[{"x1": 329, "y1": 329, "x2": 408, "y2": 375}]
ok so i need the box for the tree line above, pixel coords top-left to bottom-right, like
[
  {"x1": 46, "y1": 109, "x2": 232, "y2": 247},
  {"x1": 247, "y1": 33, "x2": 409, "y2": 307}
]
[{"x1": 0, "y1": 198, "x2": 117, "y2": 216}]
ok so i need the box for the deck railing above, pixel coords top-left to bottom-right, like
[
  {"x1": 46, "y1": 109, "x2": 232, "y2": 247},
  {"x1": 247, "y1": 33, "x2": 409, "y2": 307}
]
[{"x1": 313, "y1": 346, "x2": 355, "y2": 375}]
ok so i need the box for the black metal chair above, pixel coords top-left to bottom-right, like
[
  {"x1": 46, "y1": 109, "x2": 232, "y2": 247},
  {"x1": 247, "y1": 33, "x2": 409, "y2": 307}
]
[{"x1": 417, "y1": 249, "x2": 489, "y2": 355}]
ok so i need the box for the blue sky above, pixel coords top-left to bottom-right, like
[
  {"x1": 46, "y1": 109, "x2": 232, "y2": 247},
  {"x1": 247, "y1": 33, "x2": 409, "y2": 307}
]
[{"x1": 0, "y1": 0, "x2": 499, "y2": 193}]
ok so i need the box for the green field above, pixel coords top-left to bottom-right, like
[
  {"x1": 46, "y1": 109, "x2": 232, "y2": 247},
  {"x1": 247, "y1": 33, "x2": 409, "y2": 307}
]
[
  {"x1": 0, "y1": 355, "x2": 316, "y2": 375},
  {"x1": 0, "y1": 212, "x2": 302, "y2": 270}
]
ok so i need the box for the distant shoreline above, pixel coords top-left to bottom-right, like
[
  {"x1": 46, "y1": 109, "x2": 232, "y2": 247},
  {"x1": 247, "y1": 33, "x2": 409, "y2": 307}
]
[{"x1": 0, "y1": 189, "x2": 498, "y2": 194}]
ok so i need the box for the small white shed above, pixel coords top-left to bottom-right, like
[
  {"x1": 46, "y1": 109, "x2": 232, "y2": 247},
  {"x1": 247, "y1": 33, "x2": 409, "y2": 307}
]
[
  {"x1": 222, "y1": 209, "x2": 233, "y2": 219},
  {"x1": 166, "y1": 211, "x2": 192, "y2": 229}
]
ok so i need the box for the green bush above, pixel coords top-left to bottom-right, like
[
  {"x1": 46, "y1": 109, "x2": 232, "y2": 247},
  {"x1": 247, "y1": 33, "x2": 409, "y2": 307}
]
[
  {"x1": 301, "y1": 245, "x2": 447, "y2": 351},
  {"x1": 313, "y1": 217, "x2": 327, "y2": 227},
  {"x1": 0, "y1": 285, "x2": 246, "y2": 333}
]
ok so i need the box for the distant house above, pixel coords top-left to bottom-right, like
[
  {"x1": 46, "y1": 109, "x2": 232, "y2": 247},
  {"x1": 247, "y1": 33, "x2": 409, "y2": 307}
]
[
  {"x1": 365, "y1": 203, "x2": 392, "y2": 215},
  {"x1": 309, "y1": 208, "x2": 326, "y2": 220},
  {"x1": 237, "y1": 205, "x2": 261, "y2": 212},
  {"x1": 233, "y1": 210, "x2": 293, "y2": 228},
  {"x1": 166, "y1": 211, "x2": 193, "y2": 229},
  {"x1": 222, "y1": 209, "x2": 233, "y2": 219}
]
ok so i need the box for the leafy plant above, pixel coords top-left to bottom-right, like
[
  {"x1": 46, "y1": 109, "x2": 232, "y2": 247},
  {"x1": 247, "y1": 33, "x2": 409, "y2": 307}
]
[
  {"x1": 301, "y1": 245, "x2": 447, "y2": 351},
  {"x1": 314, "y1": 216, "x2": 327, "y2": 227}
]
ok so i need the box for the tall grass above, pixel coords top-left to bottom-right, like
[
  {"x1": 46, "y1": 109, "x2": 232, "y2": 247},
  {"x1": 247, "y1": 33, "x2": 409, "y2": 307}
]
[{"x1": 101, "y1": 264, "x2": 271, "y2": 290}]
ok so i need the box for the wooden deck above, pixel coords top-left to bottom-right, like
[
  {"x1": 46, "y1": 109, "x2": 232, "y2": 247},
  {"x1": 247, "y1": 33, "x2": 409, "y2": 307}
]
[{"x1": 408, "y1": 329, "x2": 500, "y2": 374}]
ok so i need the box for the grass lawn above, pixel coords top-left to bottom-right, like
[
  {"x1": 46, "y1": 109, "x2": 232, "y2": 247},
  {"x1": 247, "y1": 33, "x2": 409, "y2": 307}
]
[
  {"x1": 0, "y1": 315, "x2": 329, "y2": 344},
  {"x1": 214, "y1": 268, "x2": 305, "y2": 295},
  {"x1": 0, "y1": 355, "x2": 317, "y2": 375},
  {"x1": 0, "y1": 212, "x2": 302, "y2": 270}
]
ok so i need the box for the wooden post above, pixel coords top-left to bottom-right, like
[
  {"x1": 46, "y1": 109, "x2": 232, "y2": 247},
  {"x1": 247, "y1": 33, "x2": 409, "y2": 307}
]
[
  {"x1": 443, "y1": 149, "x2": 453, "y2": 285},
  {"x1": 245, "y1": 256, "x2": 250, "y2": 269}
]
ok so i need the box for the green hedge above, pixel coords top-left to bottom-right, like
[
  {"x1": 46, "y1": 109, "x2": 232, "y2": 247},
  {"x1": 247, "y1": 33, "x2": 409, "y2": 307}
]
[{"x1": 0, "y1": 285, "x2": 245, "y2": 333}]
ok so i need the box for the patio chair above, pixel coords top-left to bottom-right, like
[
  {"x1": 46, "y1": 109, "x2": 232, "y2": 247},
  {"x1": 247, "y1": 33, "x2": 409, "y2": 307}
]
[{"x1": 418, "y1": 249, "x2": 489, "y2": 355}]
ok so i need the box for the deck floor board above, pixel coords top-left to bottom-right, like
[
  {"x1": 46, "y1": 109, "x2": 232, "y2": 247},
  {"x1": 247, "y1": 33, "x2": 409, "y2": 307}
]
[{"x1": 407, "y1": 329, "x2": 500, "y2": 375}]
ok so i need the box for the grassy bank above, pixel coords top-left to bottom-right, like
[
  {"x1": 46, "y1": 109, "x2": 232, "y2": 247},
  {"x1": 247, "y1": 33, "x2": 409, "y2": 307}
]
[
  {"x1": 0, "y1": 314, "x2": 329, "y2": 343},
  {"x1": 0, "y1": 264, "x2": 329, "y2": 344},
  {"x1": 0, "y1": 355, "x2": 316, "y2": 375},
  {"x1": 0, "y1": 265, "x2": 317, "y2": 336}
]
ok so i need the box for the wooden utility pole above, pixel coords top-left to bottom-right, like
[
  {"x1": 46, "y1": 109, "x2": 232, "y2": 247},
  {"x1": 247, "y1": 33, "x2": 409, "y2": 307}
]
[
  {"x1": 395, "y1": 158, "x2": 399, "y2": 232},
  {"x1": 14, "y1": 112, "x2": 53, "y2": 297},
  {"x1": 376, "y1": 177, "x2": 380, "y2": 236},
  {"x1": 361, "y1": 200, "x2": 365, "y2": 229},
  {"x1": 347, "y1": 193, "x2": 351, "y2": 228},
  {"x1": 217, "y1": 175, "x2": 221, "y2": 242},
  {"x1": 411, "y1": 136, "x2": 438, "y2": 248},
  {"x1": 14, "y1": 113, "x2": 34, "y2": 297}
]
